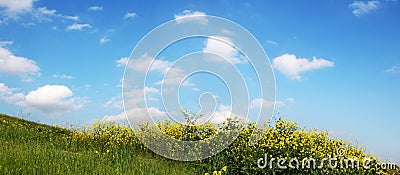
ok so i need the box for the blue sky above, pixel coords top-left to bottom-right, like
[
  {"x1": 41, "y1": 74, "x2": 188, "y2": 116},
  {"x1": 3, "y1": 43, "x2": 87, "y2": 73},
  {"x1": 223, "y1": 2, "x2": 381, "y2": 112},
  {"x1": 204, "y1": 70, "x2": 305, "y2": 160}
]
[{"x1": 1, "y1": 0, "x2": 399, "y2": 163}]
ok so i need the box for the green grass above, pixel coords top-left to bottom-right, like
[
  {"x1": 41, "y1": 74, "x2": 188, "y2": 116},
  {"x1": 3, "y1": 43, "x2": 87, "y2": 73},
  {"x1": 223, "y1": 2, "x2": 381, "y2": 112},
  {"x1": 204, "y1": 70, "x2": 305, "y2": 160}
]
[
  {"x1": 0, "y1": 114, "x2": 200, "y2": 174},
  {"x1": 1, "y1": 113, "x2": 397, "y2": 175}
]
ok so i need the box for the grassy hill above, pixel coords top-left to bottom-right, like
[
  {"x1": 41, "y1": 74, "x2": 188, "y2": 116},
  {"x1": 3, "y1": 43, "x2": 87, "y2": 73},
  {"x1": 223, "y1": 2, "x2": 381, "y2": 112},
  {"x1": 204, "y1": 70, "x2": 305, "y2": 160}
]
[
  {"x1": 0, "y1": 114, "x2": 200, "y2": 174},
  {"x1": 1, "y1": 113, "x2": 398, "y2": 174}
]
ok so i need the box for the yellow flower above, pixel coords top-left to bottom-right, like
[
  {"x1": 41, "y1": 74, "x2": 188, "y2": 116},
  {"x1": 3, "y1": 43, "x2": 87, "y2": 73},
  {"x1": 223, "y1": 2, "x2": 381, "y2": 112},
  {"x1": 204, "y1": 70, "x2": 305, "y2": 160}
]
[{"x1": 222, "y1": 166, "x2": 227, "y2": 172}]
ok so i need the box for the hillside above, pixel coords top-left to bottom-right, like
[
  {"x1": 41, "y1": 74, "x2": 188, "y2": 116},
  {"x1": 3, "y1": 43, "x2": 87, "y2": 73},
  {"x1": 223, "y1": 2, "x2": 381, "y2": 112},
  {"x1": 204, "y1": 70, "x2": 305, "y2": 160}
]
[
  {"x1": 0, "y1": 114, "x2": 200, "y2": 174},
  {"x1": 0, "y1": 113, "x2": 398, "y2": 174}
]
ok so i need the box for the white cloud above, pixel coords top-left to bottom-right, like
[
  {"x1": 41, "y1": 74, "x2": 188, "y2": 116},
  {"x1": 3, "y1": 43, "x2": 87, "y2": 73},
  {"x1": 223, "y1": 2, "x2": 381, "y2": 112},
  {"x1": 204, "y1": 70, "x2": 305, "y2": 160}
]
[
  {"x1": 29, "y1": 7, "x2": 79, "y2": 22},
  {"x1": 285, "y1": 97, "x2": 296, "y2": 104},
  {"x1": 88, "y1": 6, "x2": 103, "y2": 11},
  {"x1": 104, "y1": 95, "x2": 123, "y2": 109},
  {"x1": 124, "y1": 12, "x2": 137, "y2": 19},
  {"x1": 100, "y1": 36, "x2": 110, "y2": 44},
  {"x1": 123, "y1": 87, "x2": 160, "y2": 107},
  {"x1": 1, "y1": 4, "x2": 78, "y2": 25},
  {"x1": 349, "y1": 1, "x2": 379, "y2": 16},
  {"x1": 0, "y1": 83, "x2": 85, "y2": 116},
  {"x1": 0, "y1": 83, "x2": 25, "y2": 104},
  {"x1": 0, "y1": 0, "x2": 33, "y2": 13},
  {"x1": 24, "y1": 85, "x2": 84, "y2": 115},
  {"x1": 127, "y1": 53, "x2": 171, "y2": 74},
  {"x1": 266, "y1": 40, "x2": 278, "y2": 46},
  {"x1": 0, "y1": 45, "x2": 40, "y2": 79},
  {"x1": 272, "y1": 54, "x2": 333, "y2": 80},
  {"x1": 67, "y1": 23, "x2": 92, "y2": 31},
  {"x1": 385, "y1": 64, "x2": 400, "y2": 73},
  {"x1": 156, "y1": 67, "x2": 186, "y2": 86},
  {"x1": 116, "y1": 57, "x2": 129, "y2": 67},
  {"x1": 103, "y1": 107, "x2": 165, "y2": 121},
  {"x1": 174, "y1": 10, "x2": 208, "y2": 25},
  {"x1": 52, "y1": 73, "x2": 73, "y2": 79},
  {"x1": 203, "y1": 36, "x2": 245, "y2": 64},
  {"x1": 200, "y1": 105, "x2": 246, "y2": 124},
  {"x1": 0, "y1": 40, "x2": 13, "y2": 47}
]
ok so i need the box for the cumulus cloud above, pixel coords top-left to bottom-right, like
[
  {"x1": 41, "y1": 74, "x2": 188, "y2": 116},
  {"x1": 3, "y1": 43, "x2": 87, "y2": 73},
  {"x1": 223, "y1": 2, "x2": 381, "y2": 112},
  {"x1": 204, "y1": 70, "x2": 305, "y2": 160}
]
[
  {"x1": 174, "y1": 10, "x2": 208, "y2": 25},
  {"x1": 88, "y1": 6, "x2": 103, "y2": 11},
  {"x1": 24, "y1": 85, "x2": 84, "y2": 115},
  {"x1": 0, "y1": 44, "x2": 40, "y2": 79},
  {"x1": 100, "y1": 36, "x2": 110, "y2": 44},
  {"x1": 156, "y1": 67, "x2": 187, "y2": 86},
  {"x1": 123, "y1": 87, "x2": 160, "y2": 107},
  {"x1": 349, "y1": 1, "x2": 379, "y2": 16},
  {"x1": 0, "y1": 0, "x2": 33, "y2": 13},
  {"x1": 203, "y1": 36, "x2": 245, "y2": 64},
  {"x1": 272, "y1": 54, "x2": 333, "y2": 80},
  {"x1": 0, "y1": 83, "x2": 85, "y2": 116},
  {"x1": 127, "y1": 53, "x2": 171, "y2": 74},
  {"x1": 124, "y1": 12, "x2": 137, "y2": 19},
  {"x1": 67, "y1": 23, "x2": 92, "y2": 31}
]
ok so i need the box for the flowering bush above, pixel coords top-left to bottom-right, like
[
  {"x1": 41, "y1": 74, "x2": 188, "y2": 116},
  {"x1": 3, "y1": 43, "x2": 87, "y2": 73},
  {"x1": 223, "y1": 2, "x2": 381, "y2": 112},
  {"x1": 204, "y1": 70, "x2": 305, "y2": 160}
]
[{"x1": 65, "y1": 114, "x2": 391, "y2": 174}]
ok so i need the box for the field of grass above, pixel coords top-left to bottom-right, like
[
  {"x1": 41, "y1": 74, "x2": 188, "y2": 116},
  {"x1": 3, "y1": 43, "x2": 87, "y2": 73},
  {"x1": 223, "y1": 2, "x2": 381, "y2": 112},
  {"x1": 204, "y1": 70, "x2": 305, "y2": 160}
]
[
  {"x1": 0, "y1": 114, "x2": 201, "y2": 174},
  {"x1": 1, "y1": 113, "x2": 398, "y2": 174}
]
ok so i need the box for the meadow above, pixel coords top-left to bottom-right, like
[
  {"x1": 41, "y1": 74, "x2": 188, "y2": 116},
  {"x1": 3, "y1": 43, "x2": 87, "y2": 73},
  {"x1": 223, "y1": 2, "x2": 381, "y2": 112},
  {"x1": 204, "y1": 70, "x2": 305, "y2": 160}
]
[{"x1": 0, "y1": 113, "x2": 398, "y2": 174}]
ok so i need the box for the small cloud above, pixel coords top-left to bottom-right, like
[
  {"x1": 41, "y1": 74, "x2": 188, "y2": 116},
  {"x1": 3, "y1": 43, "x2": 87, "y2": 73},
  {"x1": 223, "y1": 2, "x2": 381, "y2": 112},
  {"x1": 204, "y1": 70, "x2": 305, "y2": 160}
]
[
  {"x1": 116, "y1": 57, "x2": 129, "y2": 67},
  {"x1": 88, "y1": 6, "x2": 103, "y2": 11},
  {"x1": 100, "y1": 36, "x2": 110, "y2": 44},
  {"x1": 266, "y1": 40, "x2": 278, "y2": 46},
  {"x1": 104, "y1": 95, "x2": 123, "y2": 109},
  {"x1": 272, "y1": 54, "x2": 333, "y2": 80},
  {"x1": 174, "y1": 10, "x2": 208, "y2": 25},
  {"x1": 285, "y1": 97, "x2": 295, "y2": 104},
  {"x1": 385, "y1": 64, "x2": 400, "y2": 73},
  {"x1": 0, "y1": 40, "x2": 13, "y2": 47},
  {"x1": 52, "y1": 73, "x2": 73, "y2": 79},
  {"x1": 349, "y1": 0, "x2": 379, "y2": 16},
  {"x1": 0, "y1": 83, "x2": 25, "y2": 104},
  {"x1": 67, "y1": 23, "x2": 92, "y2": 31},
  {"x1": 192, "y1": 87, "x2": 200, "y2": 91},
  {"x1": 124, "y1": 12, "x2": 137, "y2": 19}
]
